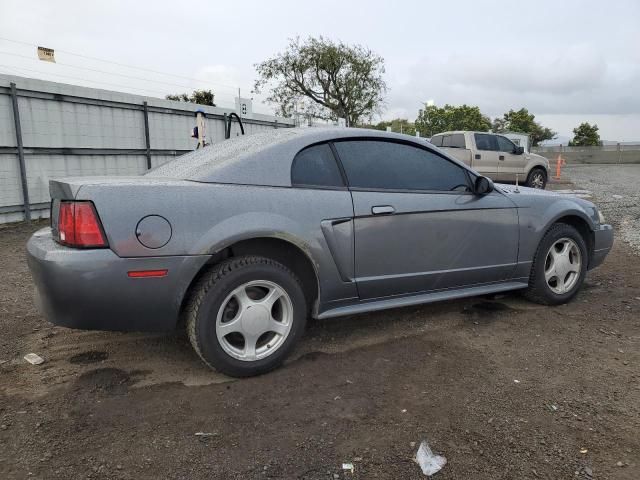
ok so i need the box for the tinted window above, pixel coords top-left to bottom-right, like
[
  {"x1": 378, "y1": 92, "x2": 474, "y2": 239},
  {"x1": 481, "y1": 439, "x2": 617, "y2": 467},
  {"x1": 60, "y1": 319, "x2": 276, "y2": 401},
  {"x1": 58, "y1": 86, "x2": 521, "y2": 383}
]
[
  {"x1": 430, "y1": 135, "x2": 443, "y2": 147},
  {"x1": 291, "y1": 144, "x2": 344, "y2": 188},
  {"x1": 442, "y1": 134, "x2": 466, "y2": 148},
  {"x1": 474, "y1": 133, "x2": 497, "y2": 151},
  {"x1": 334, "y1": 140, "x2": 469, "y2": 192},
  {"x1": 496, "y1": 135, "x2": 516, "y2": 153}
]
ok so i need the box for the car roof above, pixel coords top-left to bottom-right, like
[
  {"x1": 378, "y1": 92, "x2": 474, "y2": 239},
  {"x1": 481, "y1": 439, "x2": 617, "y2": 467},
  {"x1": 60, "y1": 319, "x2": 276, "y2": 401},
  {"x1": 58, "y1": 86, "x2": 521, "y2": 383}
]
[
  {"x1": 433, "y1": 131, "x2": 493, "y2": 135},
  {"x1": 146, "y1": 127, "x2": 439, "y2": 187},
  {"x1": 433, "y1": 131, "x2": 513, "y2": 136}
]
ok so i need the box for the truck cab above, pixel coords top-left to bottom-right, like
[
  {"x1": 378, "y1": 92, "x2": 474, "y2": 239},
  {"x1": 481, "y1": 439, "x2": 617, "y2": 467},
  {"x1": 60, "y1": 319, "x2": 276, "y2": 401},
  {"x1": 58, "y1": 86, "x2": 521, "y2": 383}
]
[{"x1": 430, "y1": 131, "x2": 550, "y2": 189}]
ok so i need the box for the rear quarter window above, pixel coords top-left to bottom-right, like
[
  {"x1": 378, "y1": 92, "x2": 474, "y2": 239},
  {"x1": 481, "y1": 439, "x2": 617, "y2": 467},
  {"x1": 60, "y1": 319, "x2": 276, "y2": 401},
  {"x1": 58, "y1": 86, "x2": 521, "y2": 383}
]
[{"x1": 291, "y1": 143, "x2": 345, "y2": 188}]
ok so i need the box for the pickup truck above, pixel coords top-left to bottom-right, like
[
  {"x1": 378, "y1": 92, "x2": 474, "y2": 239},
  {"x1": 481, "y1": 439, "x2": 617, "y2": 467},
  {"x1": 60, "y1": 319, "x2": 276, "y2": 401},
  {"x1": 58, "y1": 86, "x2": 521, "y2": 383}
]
[{"x1": 430, "y1": 131, "x2": 550, "y2": 189}]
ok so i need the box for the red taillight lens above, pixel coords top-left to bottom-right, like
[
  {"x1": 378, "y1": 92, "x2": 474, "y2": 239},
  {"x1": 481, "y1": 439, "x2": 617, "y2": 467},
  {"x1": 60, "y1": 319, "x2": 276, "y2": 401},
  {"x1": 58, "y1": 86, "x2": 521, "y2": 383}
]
[{"x1": 57, "y1": 201, "x2": 107, "y2": 248}]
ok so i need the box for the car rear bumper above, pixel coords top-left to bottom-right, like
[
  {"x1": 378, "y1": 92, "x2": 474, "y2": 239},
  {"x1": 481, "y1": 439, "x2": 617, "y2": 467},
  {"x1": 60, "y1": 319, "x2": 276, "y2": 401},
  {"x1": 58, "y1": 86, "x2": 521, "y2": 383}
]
[
  {"x1": 27, "y1": 227, "x2": 210, "y2": 332},
  {"x1": 589, "y1": 223, "x2": 613, "y2": 270}
]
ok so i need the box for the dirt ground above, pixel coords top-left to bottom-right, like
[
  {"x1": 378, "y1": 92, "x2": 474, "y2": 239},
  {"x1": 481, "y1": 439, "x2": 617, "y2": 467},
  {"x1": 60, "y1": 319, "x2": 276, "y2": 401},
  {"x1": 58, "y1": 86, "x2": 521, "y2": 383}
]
[{"x1": 1, "y1": 170, "x2": 639, "y2": 479}]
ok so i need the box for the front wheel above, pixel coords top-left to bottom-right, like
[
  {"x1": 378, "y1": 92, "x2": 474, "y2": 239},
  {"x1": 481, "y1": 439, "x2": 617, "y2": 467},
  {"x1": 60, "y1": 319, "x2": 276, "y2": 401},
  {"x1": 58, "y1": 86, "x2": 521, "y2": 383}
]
[
  {"x1": 186, "y1": 256, "x2": 307, "y2": 377},
  {"x1": 524, "y1": 223, "x2": 588, "y2": 305},
  {"x1": 526, "y1": 167, "x2": 547, "y2": 189}
]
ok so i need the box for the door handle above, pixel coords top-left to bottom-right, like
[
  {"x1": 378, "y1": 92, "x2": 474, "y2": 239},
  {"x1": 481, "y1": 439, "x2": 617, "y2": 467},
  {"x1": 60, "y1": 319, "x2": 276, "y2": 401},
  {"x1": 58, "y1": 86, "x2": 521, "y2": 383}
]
[
  {"x1": 475, "y1": 154, "x2": 481, "y2": 160},
  {"x1": 372, "y1": 205, "x2": 395, "y2": 215},
  {"x1": 499, "y1": 155, "x2": 505, "y2": 161}
]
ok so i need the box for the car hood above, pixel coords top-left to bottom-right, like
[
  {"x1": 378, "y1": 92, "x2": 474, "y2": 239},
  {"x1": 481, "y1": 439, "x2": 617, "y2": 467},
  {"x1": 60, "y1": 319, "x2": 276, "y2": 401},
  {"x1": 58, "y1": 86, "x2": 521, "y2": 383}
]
[
  {"x1": 497, "y1": 184, "x2": 561, "y2": 197},
  {"x1": 496, "y1": 183, "x2": 597, "y2": 211}
]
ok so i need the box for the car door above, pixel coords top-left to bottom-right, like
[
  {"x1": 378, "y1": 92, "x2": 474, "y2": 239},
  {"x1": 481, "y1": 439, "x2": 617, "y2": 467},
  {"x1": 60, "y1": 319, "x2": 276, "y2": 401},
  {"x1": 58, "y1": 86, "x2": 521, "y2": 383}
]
[
  {"x1": 472, "y1": 133, "x2": 499, "y2": 179},
  {"x1": 496, "y1": 135, "x2": 524, "y2": 182},
  {"x1": 290, "y1": 142, "x2": 358, "y2": 302},
  {"x1": 333, "y1": 139, "x2": 519, "y2": 300}
]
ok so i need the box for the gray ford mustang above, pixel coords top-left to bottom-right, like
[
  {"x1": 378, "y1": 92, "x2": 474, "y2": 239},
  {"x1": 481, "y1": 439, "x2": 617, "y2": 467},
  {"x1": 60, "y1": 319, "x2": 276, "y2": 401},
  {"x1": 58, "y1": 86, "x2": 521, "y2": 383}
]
[{"x1": 27, "y1": 128, "x2": 613, "y2": 377}]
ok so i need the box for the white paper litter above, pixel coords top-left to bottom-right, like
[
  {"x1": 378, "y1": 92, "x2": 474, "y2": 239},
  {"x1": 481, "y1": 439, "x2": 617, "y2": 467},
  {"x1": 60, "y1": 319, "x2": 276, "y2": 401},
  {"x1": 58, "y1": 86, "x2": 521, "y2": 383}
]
[
  {"x1": 415, "y1": 440, "x2": 447, "y2": 476},
  {"x1": 24, "y1": 353, "x2": 44, "y2": 365}
]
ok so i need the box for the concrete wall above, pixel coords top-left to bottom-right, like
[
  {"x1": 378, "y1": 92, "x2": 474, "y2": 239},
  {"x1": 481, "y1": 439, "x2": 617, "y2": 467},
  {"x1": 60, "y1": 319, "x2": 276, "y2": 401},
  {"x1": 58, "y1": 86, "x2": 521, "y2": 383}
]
[
  {"x1": 0, "y1": 74, "x2": 294, "y2": 223},
  {"x1": 532, "y1": 145, "x2": 640, "y2": 164}
]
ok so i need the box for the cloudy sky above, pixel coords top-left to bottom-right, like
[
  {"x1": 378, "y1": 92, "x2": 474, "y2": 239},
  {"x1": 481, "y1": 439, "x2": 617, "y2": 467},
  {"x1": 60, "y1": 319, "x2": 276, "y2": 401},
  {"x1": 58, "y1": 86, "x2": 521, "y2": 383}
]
[{"x1": 1, "y1": 0, "x2": 639, "y2": 141}]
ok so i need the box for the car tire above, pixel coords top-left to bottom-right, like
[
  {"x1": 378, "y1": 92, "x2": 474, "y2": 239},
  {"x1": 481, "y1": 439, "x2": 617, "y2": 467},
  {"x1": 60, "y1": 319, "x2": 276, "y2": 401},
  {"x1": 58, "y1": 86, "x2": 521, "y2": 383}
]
[
  {"x1": 523, "y1": 223, "x2": 588, "y2": 306},
  {"x1": 526, "y1": 167, "x2": 547, "y2": 189},
  {"x1": 186, "y1": 255, "x2": 307, "y2": 377}
]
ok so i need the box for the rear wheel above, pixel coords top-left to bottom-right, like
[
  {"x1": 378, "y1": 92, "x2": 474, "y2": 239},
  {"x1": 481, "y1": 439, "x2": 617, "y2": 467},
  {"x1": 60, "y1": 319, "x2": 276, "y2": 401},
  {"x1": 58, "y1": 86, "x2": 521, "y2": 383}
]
[
  {"x1": 524, "y1": 223, "x2": 587, "y2": 305},
  {"x1": 186, "y1": 256, "x2": 307, "y2": 377},
  {"x1": 526, "y1": 167, "x2": 547, "y2": 189}
]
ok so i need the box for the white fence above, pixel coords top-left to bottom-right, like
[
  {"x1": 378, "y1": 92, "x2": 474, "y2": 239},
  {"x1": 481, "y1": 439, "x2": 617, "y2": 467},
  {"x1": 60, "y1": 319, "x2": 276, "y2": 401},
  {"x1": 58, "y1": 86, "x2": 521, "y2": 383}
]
[{"x1": 0, "y1": 74, "x2": 294, "y2": 223}]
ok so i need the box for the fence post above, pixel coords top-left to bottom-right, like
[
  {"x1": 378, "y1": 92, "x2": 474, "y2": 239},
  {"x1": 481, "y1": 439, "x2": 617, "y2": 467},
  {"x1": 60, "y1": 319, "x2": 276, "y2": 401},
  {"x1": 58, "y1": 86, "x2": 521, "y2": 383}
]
[
  {"x1": 143, "y1": 101, "x2": 152, "y2": 170},
  {"x1": 617, "y1": 142, "x2": 622, "y2": 164},
  {"x1": 9, "y1": 82, "x2": 31, "y2": 221}
]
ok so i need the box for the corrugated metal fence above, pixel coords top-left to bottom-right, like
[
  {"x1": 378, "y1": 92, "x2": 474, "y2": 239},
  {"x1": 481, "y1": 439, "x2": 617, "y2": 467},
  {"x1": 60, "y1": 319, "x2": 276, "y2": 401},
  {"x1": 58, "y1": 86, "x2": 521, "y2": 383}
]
[{"x1": 0, "y1": 74, "x2": 294, "y2": 223}]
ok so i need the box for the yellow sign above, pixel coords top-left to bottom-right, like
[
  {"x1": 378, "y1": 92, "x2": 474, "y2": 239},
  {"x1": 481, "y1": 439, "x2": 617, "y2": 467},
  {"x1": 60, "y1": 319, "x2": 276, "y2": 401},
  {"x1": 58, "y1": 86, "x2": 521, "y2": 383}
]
[{"x1": 37, "y1": 46, "x2": 55, "y2": 63}]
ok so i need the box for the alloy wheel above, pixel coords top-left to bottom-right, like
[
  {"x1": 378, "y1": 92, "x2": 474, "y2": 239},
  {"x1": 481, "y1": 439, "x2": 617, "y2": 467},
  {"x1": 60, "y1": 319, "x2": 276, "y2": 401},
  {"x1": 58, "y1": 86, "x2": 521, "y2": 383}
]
[
  {"x1": 544, "y1": 238, "x2": 582, "y2": 294},
  {"x1": 215, "y1": 280, "x2": 293, "y2": 361},
  {"x1": 530, "y1": 171, "x2": 545, "y2": 189}
]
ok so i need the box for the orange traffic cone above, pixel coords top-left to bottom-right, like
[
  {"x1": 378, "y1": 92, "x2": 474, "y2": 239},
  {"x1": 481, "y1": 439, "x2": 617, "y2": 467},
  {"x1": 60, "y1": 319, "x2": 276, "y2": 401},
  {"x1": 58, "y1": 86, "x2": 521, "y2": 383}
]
[{"x1": 554, "y1": 154, "x2": 564, "y2": 180}]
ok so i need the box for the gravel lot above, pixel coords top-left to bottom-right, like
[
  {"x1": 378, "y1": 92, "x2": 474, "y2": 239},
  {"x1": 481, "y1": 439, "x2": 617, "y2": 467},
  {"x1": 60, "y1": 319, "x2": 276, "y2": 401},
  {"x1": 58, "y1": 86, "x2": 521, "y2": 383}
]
[
  {"x1": 1, "y1": 166, "x2": 639, "y2": 479},
  {"x1": 564, "y1": 164, "x2": 640, "y2": 254}
]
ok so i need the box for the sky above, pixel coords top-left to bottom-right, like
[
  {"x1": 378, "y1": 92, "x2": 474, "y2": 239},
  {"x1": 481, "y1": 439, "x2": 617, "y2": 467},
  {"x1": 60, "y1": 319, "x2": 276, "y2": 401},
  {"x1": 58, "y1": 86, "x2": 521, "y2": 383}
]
[{"x1": 0, "y1": 0, "x2": 639, "y2": 141}]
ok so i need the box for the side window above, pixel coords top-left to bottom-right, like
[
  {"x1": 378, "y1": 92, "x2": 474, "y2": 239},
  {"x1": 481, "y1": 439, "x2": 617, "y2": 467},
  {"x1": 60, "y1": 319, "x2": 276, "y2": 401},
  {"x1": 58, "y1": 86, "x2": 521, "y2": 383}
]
[
  {"x1": 442, "y1": 134, "x2": 466, "y2": 148},
  {"x1": 474, "y1": 133, "x2": 497, "y2": 151},
  {"x1": 291, "y1": 143, "x2": 345, "y2": 188},
  {"x1": 334, "y1": 140, "x2": 469, "y2": 192},
  {"x1": 496, "y1": 135, "x2": 516, "y2": 153},
  {"x1": 430, "y1": 135, "x2": 443, "y2": 147}
]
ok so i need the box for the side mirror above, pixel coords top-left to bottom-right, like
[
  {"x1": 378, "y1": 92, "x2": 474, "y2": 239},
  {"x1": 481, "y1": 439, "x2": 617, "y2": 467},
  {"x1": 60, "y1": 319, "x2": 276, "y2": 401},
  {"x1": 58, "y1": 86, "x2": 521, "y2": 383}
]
[
  {"x1": 474, "y1": 176, "x2": 494, "y2": 195},
  {"x1": 514, "y1": 146, "x2": 525, "y2": 155}
]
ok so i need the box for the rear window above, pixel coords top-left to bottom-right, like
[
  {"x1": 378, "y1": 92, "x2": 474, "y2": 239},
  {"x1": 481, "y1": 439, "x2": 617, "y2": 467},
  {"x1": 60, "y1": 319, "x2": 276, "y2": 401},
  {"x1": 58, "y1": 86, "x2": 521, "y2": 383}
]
[
  {"x1": 442, "y1": 134, "x2": 465, "y2": 148},
  {"x1": 431, "y1": 134, "x2": 465, "y2": 149}
]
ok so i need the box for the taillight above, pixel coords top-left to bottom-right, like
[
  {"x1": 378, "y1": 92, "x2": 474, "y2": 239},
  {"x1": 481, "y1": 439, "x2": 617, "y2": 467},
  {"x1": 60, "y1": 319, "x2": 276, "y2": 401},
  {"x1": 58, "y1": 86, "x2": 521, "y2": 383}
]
[{"x1": 57, "y1": 201, "x2": 108, "y2": 248}]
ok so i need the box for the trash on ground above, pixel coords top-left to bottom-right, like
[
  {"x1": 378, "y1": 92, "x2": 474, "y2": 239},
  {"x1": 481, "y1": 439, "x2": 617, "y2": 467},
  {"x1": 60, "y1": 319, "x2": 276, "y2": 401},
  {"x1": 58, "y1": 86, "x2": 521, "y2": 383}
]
[
  {"x1": 24, "y1": 353, "x2": 45, "y2": 365},
  {"x1": 513, "y1": 379, "x2": 520, "y2": 384},
  {"x1": 612, "y1": 194, "x2": 623, "y2": 199},
  {"x1": 580, "y1": 448, "x2": 588, "y2": 454},
  {"x1": 415, "y1": 440, "x2": 447, "y2": 476},
  {"x1": 194, "y1": 432, "x2": 216, "y2": 437},
  {"x1": 342, "y1": 462, "x2": 354, "y2": 473}
]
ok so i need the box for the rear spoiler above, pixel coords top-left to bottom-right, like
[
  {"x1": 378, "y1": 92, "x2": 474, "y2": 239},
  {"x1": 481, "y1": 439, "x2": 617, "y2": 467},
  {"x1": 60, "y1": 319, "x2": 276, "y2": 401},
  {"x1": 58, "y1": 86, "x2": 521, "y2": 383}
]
[{"x1": 49, "y1": 178, "x2": 85, "y2": 200}]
